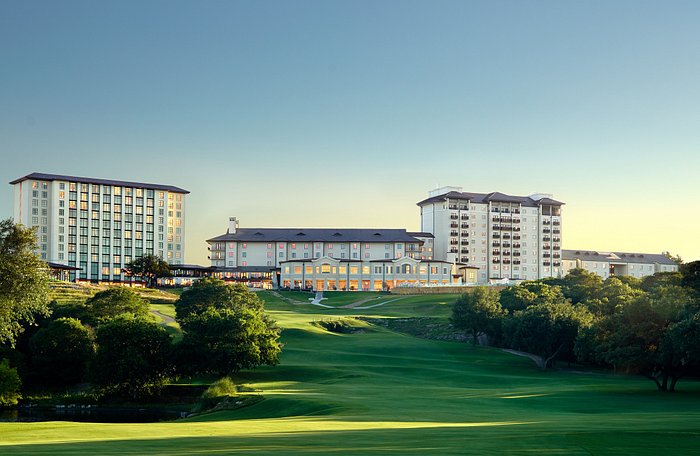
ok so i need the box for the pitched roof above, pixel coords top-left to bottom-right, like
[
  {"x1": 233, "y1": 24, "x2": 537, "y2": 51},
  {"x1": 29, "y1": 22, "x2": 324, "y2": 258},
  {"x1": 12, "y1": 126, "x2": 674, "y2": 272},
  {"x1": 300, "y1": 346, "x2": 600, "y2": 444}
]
[
  {"x1": 407, "y1": 231, "x2": 435, "y2": 238},
  {"x1": 208, "y1": 228, "x2": 423, "y2": 243},
  {"x1": 562, "y1": 250, "x2": 677, "y2": 265},
  {"x1": 417, "y1": 190, "x2": 564, "y2": 207},
  {"x1": 9, "y1": 172, "x2": 189, "y2": 194}
]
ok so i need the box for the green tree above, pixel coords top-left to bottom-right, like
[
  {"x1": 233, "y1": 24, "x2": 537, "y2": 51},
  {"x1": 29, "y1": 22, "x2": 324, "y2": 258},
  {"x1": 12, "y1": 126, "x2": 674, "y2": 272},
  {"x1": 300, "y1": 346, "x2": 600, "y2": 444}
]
[
  {"x1": 91, "y1": 314, "x2": 174, "y2": 398},
  {"x1": 506, "y1": 302, "x2": 593, "y2": 369},
  {"x1": 0, "y1": 219, "x2": 51, "y2": 346},
  {"x1": 124, "y1": 254, "x2": 172, "y2": 288},
  {"x1": 680, "y1": 260, "x2": 700, "y2": 293},
  {"x1": 83, "y1": 288, "x2": 149, "y2": 325},
  {"x1": 640, "y1": 271, "x2": 682, "y2": 292},
  {"x1": 583, "y1": 286, "x2": 696, "y2": 391},
  {"x1": 175, "y1": 278, "x2": 281, "y2": 375},
  {"x1": 0, "y1": 358, "x2": 21, "y2": 406},
  {"x1": 29, "y1": 318, "x2": 95, "y2": 385},
  {"x1": 658, "y1": 313, "x2": 700, "y2": 392},
  {"x1": 499, "y1": 281, "x2": 566, "y2": 313},
  {"x1": 559, "y1": 268, "x2": 603, "y2": 304},
  {"x1": 451, "y1": 287, "x2": 505, "y2": 345},
  {"x1": 582, "y1": 277, "x2": 644, "y2": 316}
]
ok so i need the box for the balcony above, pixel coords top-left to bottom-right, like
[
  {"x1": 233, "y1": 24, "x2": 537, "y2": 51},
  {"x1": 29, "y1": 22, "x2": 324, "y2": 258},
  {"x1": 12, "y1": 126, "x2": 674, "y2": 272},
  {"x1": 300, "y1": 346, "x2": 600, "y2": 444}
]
[
  {"x1": 553, "y1": 261, "x2": 561, "y2": 267},
  {"x1": 543, "y1": 253, "x2": 551, "y2": 258},
  {"x1": 512, "y1": 243, "x2": 521, "y2": 248},
  {"x1": 553, "y1": 253, "x2": 561, "y2": 259},
  {"x1": 543, "y1": 261, "x2": 551, "y2": 266},
  {"x1": 543, "y1": 220, "x2": 551, "y2": 225},
  {"x1": 492, "y1": 217, "x2": 501, "y2": 222},
  {"x1": 502, "y1": 234, "x2": 511, "y2": 239},
  {"x1": 461, "y1": 215, "x2": 469, "y2": 220},
  {"x1": 553, "y1": 245, "x2": 561, "y2": 250},
  {"x1": 513, "y1": 251, "x2": 521, "y2": 257},
  {"x1": 461, "y1": 257, "x2": 469, "y2": 263},
  {"x1": 461, "y1": 232, "x2": 469, "y2": 237},
  {"x1": 512, "y1": 227, "x2": 521, "y2": 232},
  {"x1": 450, "y1": 240, "x2": 459, "y2": 245},
  {"x1": 461, "y1": 223, "x2": 469, "y2": 229},
  {"x1": 502, "y1": 251, "x2": 511, "y2": 256},
  {"x1": 450, "y1": 223, "x2": 459, "y2": 228},
  {"x1": 543, "y1": 228, "x2": 551, "y2": 233},
  {"x1": 513, "y1": 260, "x2": 521, "y2": 265},
  {"x1": 553, "y1": 237, "x2": 561, "y2": 243},
  {"x1": 543, "y1": 245, "x2": 551, "y2": 250},
  {"x1": 450, "y1": 215, "x2": 459, "y2": 220},
  {"x1": 461, "y1": 248, "x2": 469, "y2": 253},
  {"x1": 553, "y1": 229, "x2": 561, "y2": 234},
  {"x1": 450, "y1": 231, "x2": 459, "y2": 236},
  {"x1": 553, "y1": 221, "x2": 560, "y2": 226},
  {"x1": 513, "y1": 209, "x2": 521, "y2": 214},
  {"x1": 492, "y1": 250, "x2": 501, "y2": 256},
  {"x1": 513, "y1": 235, "x2": 521, "y2": 240},
  {"x1": 492, "y1": 258, "x2": 501, "y2": 264},
  {"x1": 543, "y1": 237, "x2": 551, "y2": 242},
  {"x1": 502, "y1": 243, "x2": 511, "y2": 248},
  {"x1": 460, "y1": 240, "x2": 469, "y2": 245},
  {"x1": 450, "y1": 248, "x2": 458, "y2": 253},
  {"x1": 492, "y1": 241, "x2": 501, "y2": 247},
  {"x1": 492, "y1": 233, "x2": 501, "y2": 239},
  {"x1": 501, "y1": 225, "x2": 512, "y2": 231},
  {"x1": 448, "y1": 205, "x2": 459, "y2": 210},
  {"x1": 503, "y1": 259, "x2": 511, "y2": 264}
]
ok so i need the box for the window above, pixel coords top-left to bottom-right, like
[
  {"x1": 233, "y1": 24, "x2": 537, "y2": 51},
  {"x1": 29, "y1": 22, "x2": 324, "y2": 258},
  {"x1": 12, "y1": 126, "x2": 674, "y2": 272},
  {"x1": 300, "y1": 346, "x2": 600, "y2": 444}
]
[{"x1": 321, "y1": 264, "x2": 331, "y2": 273}]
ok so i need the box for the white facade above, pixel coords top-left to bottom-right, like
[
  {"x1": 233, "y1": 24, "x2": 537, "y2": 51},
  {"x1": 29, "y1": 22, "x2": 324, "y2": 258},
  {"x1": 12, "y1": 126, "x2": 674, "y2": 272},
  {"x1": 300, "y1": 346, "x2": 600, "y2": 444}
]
[
  {"x1": 280, "y1": 256, "x2": 455, "y2": 291},
  {"x1": 10, "y1": 173, "x2": 188, "y2": 282},
  {"x1": 561, "y1": 250, "x2": 679, "y2": 279},
  {"x1": 419, "y1": 187, "x2": 563, "y2": 283}
]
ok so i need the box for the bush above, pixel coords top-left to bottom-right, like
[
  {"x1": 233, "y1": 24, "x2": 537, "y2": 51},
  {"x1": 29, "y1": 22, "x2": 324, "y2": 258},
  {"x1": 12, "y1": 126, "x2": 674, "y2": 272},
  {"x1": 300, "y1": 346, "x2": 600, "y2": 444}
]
[
  {"x1": 0, "y1": 358, "x2": 21, "y2": 407},
  {"x1": 83, "y1": 288, "x2": 149, "y2": 326}
]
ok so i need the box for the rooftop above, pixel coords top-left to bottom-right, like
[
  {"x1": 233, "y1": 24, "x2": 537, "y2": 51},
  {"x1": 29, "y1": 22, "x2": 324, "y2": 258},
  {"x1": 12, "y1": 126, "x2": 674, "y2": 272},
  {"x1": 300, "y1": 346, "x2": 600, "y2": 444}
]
[
  {"x1": 208, "y1": 228, "x2": 424, "y2": 243},
  {"x1": 417, "y1": 190, "x2": 564, "y2": 207},
  {"x1": 9, "y1": 172, "x2": 189, "y2": 194},
  {"x1": 562, "y1": 249, "x2": 677, "y2": 265}
]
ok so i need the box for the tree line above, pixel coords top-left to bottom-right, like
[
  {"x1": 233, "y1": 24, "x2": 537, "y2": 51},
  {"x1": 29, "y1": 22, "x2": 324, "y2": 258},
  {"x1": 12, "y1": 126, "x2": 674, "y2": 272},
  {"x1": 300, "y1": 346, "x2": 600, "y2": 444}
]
[
  {"x1": 0, "y1": 219, "x2": 281, "y2": 405},
  {"x1": 451, "y1": 264, "x2": 700, "y2": 392}
]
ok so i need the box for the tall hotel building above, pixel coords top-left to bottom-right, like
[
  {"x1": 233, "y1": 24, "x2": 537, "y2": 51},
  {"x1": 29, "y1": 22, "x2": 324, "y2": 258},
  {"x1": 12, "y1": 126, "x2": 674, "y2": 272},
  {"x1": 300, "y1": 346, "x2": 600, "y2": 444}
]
[
  {"x1": 418, "y1": 186, "x2": 564, "y2": 283},
  {"x1": 10, "y1": 173, "x2": 188, "y2": 282}
]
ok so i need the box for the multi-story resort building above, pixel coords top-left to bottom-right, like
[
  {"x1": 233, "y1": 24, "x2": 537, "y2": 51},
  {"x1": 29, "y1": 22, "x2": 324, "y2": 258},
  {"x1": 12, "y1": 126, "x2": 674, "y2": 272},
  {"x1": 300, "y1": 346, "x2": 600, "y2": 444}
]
[
  {"x1": 418, "y1": 186, "x2": 564, "y2": 283},
  {"x1": 561, "y1": 250, "x2": 678, "y2": 279},
  {"x1": 206, "y1": 217, "x2": 459, "y2": 290},
  {"x1": 10, "y1": 172, "x2": 188, "y2": 282}
]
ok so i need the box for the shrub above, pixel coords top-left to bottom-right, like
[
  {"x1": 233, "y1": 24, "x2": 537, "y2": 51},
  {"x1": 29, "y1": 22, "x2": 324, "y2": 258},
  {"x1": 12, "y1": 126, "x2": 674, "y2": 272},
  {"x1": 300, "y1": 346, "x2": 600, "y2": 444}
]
[{"x1": 0, "y1": 358, "x2": 21, "y2": 407}]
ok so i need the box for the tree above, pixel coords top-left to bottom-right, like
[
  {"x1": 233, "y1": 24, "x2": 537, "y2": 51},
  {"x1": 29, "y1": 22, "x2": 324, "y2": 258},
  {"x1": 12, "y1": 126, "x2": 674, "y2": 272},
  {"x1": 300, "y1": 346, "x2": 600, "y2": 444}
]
[
  {"x1": 90, "y1": 314, "x2": 174, "y2": 398},
  {"x1": 680, "y1": 261, "x2": 700, "y2": 294},
  {"x1": 124, "y1": 254, "x2": 172, "y2": 288},
  {"x1": 582, "y1": 277, "x2": 644, "y2": 316},
  {"x1": 559, "y1": 268, "x2": 603, "y2": 304},
  {"x1": 499, "y1": 281, "x2": 566, "y2": 313},
  {"x1": 640, "y1": 272, "x2": 682, "y2": 292},
  {"x1": 175, "y1": 278, "x2": 281, "y2": 375},
  {"x1": 29, "y1": 318, "x2": 95, "y2": 385},
  {"x1": 583, "y1": 286, "x2": 697, "y2": 391},
  {"x1": 506, "y1": 302, "x2": 593, "y2": 369},
  {"x1": 0, "y1": 358, "x2": 21, "y2": 406},
  {"x1": 0, "y1": 219, "x2": 51, "y2": 347},
  {"x1": 451, "y1": 287, "x2": 505, "y2": 345},
  {"x1": 658, "y1": 313, "x2": 700, "y2": 392},
  {"x1": 83, "y1": 288, "x2": 149, "y2": 325}
]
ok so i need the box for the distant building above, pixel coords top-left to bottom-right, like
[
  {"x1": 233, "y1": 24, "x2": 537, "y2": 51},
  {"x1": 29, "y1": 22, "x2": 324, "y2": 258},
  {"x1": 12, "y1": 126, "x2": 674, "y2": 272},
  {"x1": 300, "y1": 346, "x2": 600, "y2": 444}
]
[
  {"x1": 418, "y1": 186, "x2": 563, "y2": 283},
  {"x1": 206, "y1": 217, "x2": 457, "y2": 290},
  {"x1": 10, "y1": 172, "x2": 188, "y2": 282},
  {"x1": 561, "y1": 250, "x2": 679, "y2": 279}
]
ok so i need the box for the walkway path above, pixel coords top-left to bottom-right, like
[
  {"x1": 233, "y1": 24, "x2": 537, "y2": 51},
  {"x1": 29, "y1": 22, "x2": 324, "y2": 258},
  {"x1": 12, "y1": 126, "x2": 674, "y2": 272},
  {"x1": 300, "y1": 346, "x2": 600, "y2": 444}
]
[{"x1": 151, "y1": 310, "x2": 176, "y2": 325}]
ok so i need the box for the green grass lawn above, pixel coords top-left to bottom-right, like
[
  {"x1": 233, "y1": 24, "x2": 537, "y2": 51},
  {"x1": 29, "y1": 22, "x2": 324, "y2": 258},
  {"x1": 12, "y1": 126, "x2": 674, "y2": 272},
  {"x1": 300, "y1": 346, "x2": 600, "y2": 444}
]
[{"x1": 2, "y1": 291, "x2": 700, "y2": 454}]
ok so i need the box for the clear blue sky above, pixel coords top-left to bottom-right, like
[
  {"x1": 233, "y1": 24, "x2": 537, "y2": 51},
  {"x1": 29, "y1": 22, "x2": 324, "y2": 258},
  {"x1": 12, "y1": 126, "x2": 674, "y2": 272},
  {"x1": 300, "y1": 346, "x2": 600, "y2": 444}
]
[{"x1": 2, "y1": 0, "x2": 699, "y2": 264}]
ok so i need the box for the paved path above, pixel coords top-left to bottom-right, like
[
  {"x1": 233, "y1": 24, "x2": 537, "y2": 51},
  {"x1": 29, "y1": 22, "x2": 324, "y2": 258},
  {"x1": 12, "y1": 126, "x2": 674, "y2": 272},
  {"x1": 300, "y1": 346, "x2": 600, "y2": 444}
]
[{"x1": 151, "y1": 310, "x2": 176, "y2": 324}]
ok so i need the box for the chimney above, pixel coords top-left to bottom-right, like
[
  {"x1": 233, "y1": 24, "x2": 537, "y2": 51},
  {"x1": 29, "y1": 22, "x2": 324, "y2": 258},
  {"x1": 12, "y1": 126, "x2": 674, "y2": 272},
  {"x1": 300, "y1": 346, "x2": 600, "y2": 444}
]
[{"x1": 228, "y1": 217, "x2": 239, "y2": 234}]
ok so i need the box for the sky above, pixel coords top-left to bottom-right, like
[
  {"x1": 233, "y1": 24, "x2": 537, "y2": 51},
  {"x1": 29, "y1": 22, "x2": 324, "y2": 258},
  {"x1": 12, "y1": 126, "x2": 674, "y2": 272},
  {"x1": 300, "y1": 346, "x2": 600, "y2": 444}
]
[{"x1": 1, "y1": 0, "x2": 699, "y2": 265}]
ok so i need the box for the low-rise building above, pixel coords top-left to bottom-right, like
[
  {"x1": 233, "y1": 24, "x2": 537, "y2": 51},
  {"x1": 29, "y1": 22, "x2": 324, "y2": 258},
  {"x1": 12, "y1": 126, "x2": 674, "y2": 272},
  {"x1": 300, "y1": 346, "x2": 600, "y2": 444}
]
[{"x1": 561, "y1": 250, "x2": 679, "y2": 279}]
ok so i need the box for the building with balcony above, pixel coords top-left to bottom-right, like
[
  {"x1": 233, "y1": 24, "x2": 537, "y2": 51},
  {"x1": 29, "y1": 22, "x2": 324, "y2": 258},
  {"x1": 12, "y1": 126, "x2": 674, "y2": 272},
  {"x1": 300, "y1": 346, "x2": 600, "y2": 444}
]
[
  {"x1": 10, "y1": 172, "x2": 188, "y2": 282},
  {"x1": 206, "y1": 217, "x2": 459, "y2": 290},
  {"x1": 561, "y1": 250, "x2": 679, "y2": 279},
  {"x1": 418, "y1": 186, "x2": 564, "y2": 283}
]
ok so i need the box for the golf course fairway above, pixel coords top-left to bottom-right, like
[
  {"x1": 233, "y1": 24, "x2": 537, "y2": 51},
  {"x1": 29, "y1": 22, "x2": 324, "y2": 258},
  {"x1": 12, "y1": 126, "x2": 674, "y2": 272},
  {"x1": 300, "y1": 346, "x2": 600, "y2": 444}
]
[{"x1": 1, "y1": 292, "x2": 699, "y2": 455}]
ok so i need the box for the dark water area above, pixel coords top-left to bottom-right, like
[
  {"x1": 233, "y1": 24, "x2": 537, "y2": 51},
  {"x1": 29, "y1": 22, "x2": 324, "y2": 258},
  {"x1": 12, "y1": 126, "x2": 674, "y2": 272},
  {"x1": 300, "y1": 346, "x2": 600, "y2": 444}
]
[{"x1": 0, "y1": 406, "x2": 186, "y2": 423}]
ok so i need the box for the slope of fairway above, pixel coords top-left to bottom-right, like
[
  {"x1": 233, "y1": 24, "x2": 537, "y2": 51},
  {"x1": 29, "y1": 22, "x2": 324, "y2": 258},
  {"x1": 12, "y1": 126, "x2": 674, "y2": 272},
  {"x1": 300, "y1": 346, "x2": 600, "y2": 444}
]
[{"x1": 2, "y1": 292, "x2": 699, "y2": 455}]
